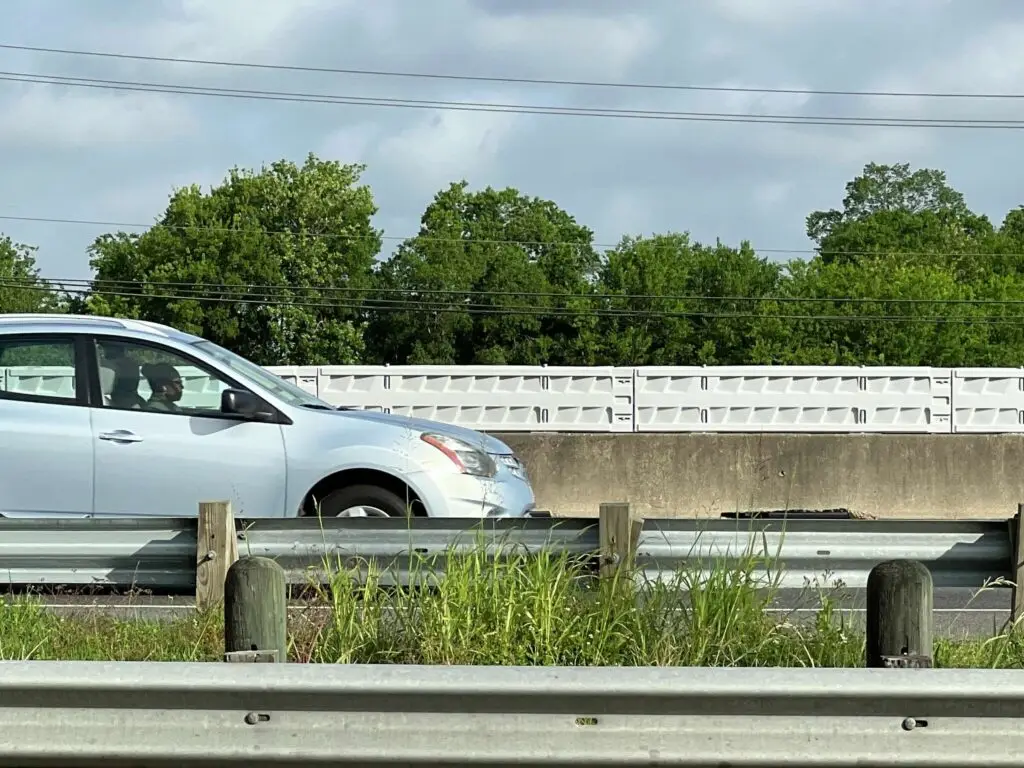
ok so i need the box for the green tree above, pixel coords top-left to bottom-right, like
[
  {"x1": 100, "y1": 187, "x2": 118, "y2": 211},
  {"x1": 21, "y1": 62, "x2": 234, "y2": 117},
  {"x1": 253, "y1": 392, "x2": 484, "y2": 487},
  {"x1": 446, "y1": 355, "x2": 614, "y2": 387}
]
[
  {"x1": 750, "y1": 258, "x2": 994, "y2": 366},
  {"x1": 0, "y1": 236, "x2": 59, "y2": 314},
  {"x1": 977, "y1": 207, "x2": 1024, "y2": 277},
  {"x1": 773, "y1": 160, "x2": 1024, "y2": 367},
  {"x1": 365, "y1": 182, "x2": 601, "y2": 364},
  {"x1": 597, "y1": 234, "x2": 780, "y2": 365},
  {"x1": 807, "y1": 162, "x2": 973, "y2": 242},
  {"x1": 806, "y1": 162, "x2": 992, "y2": 278},
  {"x1": 86, "y1": 154, "x2": 380, "y2": 365}
]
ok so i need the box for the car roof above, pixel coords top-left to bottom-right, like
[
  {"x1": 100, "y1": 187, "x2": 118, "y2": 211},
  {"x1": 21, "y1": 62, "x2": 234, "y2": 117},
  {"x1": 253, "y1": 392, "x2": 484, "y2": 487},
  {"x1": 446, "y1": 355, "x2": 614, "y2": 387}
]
[{"x1": 0, "y1": 314, "x2": 204, "y2": 344}]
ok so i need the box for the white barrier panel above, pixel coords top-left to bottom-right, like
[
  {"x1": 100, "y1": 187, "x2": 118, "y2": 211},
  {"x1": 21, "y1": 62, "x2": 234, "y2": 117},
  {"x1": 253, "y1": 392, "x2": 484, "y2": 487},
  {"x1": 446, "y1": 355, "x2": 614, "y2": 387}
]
[
  {"x1": 2, "y1": 366, "x2": 77, "y2": 399},
  {"x1": 953, "y1": 368, "x2": 1024, "y2": 433},
  {"x1": 5, "y1": 365, "x2": 228, "y2": 410},
  {"x1": 633, "y1": 366, "x2": 953, "y2": 433},
  {"x1": 17, "y1": 362, "x2": 1024, "y2": 434},
  {"x1": 267, "y1": 365, "x2": 319, "y2": 396},
  {"x1": 314, "y1": 365, "x2": 634, "y2": 432}
]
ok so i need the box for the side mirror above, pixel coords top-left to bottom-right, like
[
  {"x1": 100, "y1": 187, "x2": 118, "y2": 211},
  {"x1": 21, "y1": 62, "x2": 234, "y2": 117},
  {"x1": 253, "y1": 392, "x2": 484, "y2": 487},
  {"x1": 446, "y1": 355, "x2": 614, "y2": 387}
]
[{"x1": 221, "y1": 389, "x2": 274, "y2": 421}]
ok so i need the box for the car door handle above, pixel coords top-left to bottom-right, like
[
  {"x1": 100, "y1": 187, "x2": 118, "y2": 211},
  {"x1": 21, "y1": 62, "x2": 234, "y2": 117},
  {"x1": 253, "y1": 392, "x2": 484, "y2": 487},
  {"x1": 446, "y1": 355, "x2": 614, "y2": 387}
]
[{"x1": 98, "y1": 430, "x2": 144, "y2": 444}]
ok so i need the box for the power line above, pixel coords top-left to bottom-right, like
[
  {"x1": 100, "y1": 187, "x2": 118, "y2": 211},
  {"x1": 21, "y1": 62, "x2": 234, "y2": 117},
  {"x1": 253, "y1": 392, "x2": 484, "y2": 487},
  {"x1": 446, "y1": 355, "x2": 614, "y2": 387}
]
[
  {"x1": 3, "y1": 42, "x2": 1022, "y2": 101},
  {"x1": 0, "y1": 213, "x2": 622, "y2": 249},
  {"x1": 7, "y1": 275, "x2": 1024, "y2": 309},
  {"x1": 1, "y1": 69, "x2": 1021, "y2": 129},
  {"x1": 51, "y1": 294, "x2": 1024, "y2": 325},
  {"x1": 6, "y1": 212, "x2": 1024, "y2": 260},
  {"x1": 5, "y1": 278, "x2": 1024, "y2": 324}
]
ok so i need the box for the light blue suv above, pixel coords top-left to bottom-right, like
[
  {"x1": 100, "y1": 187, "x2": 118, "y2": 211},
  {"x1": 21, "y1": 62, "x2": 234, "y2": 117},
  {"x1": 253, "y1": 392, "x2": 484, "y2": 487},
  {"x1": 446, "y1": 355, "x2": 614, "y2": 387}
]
[{"x1": 0, "y1": 314, "x2": 536, "y2": 519}]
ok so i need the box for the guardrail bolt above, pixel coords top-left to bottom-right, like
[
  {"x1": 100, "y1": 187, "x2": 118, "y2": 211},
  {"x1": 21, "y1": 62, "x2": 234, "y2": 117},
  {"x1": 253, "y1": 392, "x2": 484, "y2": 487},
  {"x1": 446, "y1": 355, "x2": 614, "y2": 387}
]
[{"x1": 901, "y1": 717, "x2": 917, "y2": 731}]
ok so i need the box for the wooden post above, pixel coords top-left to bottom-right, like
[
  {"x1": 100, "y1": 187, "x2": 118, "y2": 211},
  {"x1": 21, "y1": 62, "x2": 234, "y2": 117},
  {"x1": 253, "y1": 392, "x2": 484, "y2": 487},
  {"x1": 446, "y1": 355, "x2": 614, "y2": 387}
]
[
  {"x1": 599, "y1": 502, "x2": 642, "y2": 580},
  {"x1": 1011, "y1": 504, "x2": 1024, "y2": 623},
  {"x1": 866, "y1": 560, "x2": 934, "y2": 668},
  {"x1": 224, "y1": 556, "x2": 288, "y2": 663},
  {"x1": 195, "y1": 500, "x2": 238, "y2": 612}
]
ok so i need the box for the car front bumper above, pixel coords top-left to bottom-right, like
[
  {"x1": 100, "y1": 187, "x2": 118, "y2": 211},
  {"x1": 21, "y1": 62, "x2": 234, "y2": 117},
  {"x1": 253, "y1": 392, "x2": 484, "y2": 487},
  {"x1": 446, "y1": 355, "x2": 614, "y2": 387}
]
[{"x1": 424, "y1": 466, "x2": 537, "y2": 518}]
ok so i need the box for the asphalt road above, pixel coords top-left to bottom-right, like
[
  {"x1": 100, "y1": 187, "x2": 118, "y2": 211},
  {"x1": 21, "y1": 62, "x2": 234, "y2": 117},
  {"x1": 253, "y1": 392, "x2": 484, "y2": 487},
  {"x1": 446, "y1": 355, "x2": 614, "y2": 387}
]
[{"x1": 8, "y1": 586, "x2": 1014, "y2": 638}]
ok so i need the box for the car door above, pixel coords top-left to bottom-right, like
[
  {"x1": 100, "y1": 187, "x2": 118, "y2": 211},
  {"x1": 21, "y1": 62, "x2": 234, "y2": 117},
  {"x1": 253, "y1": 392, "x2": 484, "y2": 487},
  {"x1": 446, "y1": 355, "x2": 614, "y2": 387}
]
[
  {"x1": 88, "y1": 336, "x2": 288, "y2": 518},
  {"x1": 0, "y1": 334, "x2": 94, "y2": 517}
]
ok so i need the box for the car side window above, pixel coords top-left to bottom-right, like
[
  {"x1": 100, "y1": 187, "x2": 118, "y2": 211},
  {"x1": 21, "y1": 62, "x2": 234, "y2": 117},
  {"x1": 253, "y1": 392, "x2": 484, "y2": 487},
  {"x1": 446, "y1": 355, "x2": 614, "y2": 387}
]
[
  {"x1": 95, "y1": 339, "x2": 237, "y2": 416},
  {"x1": 0, "y1": 337, "x2": 78, "y2": 404}
]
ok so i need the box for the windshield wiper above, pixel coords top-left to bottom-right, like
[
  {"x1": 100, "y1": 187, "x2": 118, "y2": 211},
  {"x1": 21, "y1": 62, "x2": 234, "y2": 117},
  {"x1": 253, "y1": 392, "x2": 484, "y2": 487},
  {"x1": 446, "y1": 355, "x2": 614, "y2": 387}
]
[{"x1": 299, "y1": 403, "x2": 335, "y2": 410}]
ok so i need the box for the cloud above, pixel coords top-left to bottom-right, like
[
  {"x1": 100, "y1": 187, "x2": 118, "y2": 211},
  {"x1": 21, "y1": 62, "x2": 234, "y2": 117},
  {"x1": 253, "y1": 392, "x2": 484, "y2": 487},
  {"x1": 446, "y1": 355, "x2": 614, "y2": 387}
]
[
  {"x1": 683, "y1": 80, "x2": 813, "y2": 114},
  {"x1": 87, "y1": 167, "x2": 223, "y2": 222},
  {"x1": 862, "y1": 22, "x2": 1024, "y2": 121},
  {"x1": 135, "y1": 0, "x2": 347, "y2": 61},
  {"x1": 708, "y1": 0, "x2": 851, "y2": 27},
  {"x1": 1, "y1": 0, "x2": 1023, "y2": 284},
  {"x1": 753, "y1": 181, "x2": 793, "y2": 209},
  {"x1": 0, "y1": 87, "x2": 196, "y2": 147},
  {"x1": 373, "y1": 98, "x2": 522, "y2": 195},
  {"x1": 469, "y1": 12, "x2": 657, "y2": 79},
  {"x1": 320, "y1": 122, "x2": 378, "y2": 164}
]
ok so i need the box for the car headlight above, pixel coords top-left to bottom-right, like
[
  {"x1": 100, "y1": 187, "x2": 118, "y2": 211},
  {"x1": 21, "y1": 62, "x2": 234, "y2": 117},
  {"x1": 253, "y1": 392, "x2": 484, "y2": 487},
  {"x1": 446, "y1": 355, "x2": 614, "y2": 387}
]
[
  {"x1": 498, "y1": 454, "x2": 528, "y2": 480},
  {"x1": 421, "y1": 433, "x2": 497, "y2": 477}
]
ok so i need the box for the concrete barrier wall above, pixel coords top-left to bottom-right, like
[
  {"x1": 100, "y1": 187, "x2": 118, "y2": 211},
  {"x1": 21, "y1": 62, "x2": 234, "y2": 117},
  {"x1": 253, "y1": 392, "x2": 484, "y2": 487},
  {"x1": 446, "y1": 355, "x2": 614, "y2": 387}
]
[{"x1": 495, "y1": 433, "x2": 1024, "y2": 519}]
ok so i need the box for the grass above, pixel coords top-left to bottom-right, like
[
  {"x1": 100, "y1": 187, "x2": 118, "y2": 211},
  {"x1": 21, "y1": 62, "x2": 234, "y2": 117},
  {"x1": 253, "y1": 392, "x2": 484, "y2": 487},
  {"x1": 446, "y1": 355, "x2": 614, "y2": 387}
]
[
  {"x1": 0, "y1": 533, "x2": 1022, "y2": 667},
  {"x1": 0, "y1": 600, "x2": 223, "y2": 661}
]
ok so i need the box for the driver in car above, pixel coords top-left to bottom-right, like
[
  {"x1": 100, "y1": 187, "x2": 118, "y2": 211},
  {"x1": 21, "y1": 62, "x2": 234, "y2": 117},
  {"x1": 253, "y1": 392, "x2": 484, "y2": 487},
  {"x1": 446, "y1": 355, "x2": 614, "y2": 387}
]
[{"x1": 141, "y1": 362, "x2": 184, "y2": 413}]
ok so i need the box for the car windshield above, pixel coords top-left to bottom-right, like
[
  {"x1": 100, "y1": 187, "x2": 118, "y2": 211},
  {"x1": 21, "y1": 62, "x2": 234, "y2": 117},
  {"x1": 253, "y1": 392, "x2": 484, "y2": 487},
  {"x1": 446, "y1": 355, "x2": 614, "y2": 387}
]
[{"x1": 191, "y1": 340, "x2": 334, "y2": 409}]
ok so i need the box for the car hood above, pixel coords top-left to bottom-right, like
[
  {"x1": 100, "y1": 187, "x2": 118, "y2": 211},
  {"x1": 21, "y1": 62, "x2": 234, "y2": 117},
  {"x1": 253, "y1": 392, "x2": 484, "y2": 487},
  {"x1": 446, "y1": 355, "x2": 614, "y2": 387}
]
[{"x1": 322, "y1": 407, "x2": 514, "y2": 455}]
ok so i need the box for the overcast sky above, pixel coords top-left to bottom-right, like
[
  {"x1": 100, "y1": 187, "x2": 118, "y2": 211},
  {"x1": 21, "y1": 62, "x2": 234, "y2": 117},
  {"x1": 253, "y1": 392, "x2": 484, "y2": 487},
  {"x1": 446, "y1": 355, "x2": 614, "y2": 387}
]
[{"x1": 1, "y1": 0, "x2": 1023, "y2": 280}]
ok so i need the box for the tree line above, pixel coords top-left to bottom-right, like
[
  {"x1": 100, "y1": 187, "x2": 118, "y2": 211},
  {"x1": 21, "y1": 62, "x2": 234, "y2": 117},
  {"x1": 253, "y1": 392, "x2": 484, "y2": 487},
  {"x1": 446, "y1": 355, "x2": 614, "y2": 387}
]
[{"x1": 4, "y1": 155, "x2": 1024, "y2": 368}]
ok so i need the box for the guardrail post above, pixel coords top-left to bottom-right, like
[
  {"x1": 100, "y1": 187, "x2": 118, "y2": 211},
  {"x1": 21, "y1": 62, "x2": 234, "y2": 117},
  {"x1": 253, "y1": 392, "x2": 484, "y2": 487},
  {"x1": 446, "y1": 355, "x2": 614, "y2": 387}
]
[
  {"x1": 866, "y1": 560, "x2": 934, "y2": 668},
  {"x1": 196, "y1": 500, "x2": 238, "y2": 612},
  {"x1": 224, "y1": 556, "x2": 288, "y2": 663},
  {"x1": 1011, "y1": 503, "x2": 1024, "y2": 623},
  {"x1": 599, "y1": 502, "x2": 642, "y2": 580}
]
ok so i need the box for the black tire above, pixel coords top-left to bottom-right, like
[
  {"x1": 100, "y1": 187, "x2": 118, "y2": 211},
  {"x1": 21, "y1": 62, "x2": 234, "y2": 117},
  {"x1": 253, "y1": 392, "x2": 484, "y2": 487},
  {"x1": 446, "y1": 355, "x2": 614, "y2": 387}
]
[{"x1": 317, "y1": 484, "x2": 417, "y2": 518}]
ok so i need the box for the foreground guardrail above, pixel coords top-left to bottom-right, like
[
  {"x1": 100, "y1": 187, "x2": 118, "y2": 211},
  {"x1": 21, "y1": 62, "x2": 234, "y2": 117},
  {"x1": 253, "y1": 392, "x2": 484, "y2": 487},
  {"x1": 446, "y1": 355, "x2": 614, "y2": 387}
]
[
  {"x1": 2, "y1": 661, "x2": 1022, "y2": 766},
  {"x1": 0, "y1": 511, "x2": 1013, "y2": 594}
]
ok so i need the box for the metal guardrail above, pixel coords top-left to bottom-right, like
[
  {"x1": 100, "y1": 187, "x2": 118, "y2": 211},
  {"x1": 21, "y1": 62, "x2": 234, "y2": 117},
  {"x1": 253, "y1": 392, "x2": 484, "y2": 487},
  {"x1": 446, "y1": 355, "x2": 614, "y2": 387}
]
[
  {"x1": 639, "y1": 517, "x2": 1011, "y2": 590},
  {"x1": 0, "y1": 516, "x2": 1010, "y2": 593},
  {"x1": 0, "y1": 518, "x2": 197, "y2": 589},
  {"x1": 2, "y1": 661, "x2": 1023, "y2": 765}
]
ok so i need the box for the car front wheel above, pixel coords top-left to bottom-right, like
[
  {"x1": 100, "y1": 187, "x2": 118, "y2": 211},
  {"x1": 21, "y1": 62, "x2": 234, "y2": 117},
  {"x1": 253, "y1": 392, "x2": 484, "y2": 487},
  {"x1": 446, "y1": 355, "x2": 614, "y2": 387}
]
[{"x1": 316, "y1": 484, "x2": 418, "y2": 518}]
